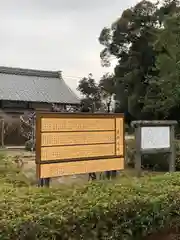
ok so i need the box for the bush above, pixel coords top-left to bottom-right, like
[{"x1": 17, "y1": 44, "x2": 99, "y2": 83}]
[
  {"x1": 25, "y1": 139, "x2": 35, "y2": 151},
  {"x1": 1, "y1": 147, "x2": 180, "y2": 239},
  {"x1": 0, "y1": 152, "x2": 30, "y2": 187},
  {"x1": 125, "y1": 139, "x2": 136, "y2": 167},
  {"x1": 1, "y1": 173, "x2": 180, "y2": 239},
  {"x1": 125, "y1": 124, "x2": 134, "y2": 135},
  {"x1": 126, "y1": 138, "x2": 180, "y2": 171}
]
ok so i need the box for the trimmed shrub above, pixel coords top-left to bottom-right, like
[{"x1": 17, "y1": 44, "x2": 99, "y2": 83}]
[
  {"x1": 1, "y1": 150, "x2": 180, "y2": 239},
  {"x1": 1, "y1": 173, "x2": 180, "y2": 239}
]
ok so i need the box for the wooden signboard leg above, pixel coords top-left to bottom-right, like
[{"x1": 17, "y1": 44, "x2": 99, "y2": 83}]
[
  {"x1": 38, "y1": 178, "x2": 50, "y2": 187},
  {"x1": 105, "y1": 171, "x2": 111, "y2": 180},
  {"x1": 88, "y1": 173, "x2": 96, "y2": 181},
  {"x1": 135, "y1": 151, "x2": 142, "y2": 177},
  {"x1": 38, "y1": 178, "x2": 44, "y2": 187},
  {"x1": 111, "y1": 170, "x2": 117, "y2": 179},
  {"x1": 1, "y1": 119, "x2": 4, "y2": 148},
  {"x1": 135, "y1": 127, "x2": 142, "y2": 177},
  {"x1": 169, "y1": 126, "x2": 175, "y2": 172},
  {"x1": 44, "y1": 178, "x2": 50, "y2": 187}
]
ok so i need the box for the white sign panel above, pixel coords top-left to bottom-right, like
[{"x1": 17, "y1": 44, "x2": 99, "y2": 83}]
[{"x1": 141, "y1": 126, "x2": 170, "y2": 150}]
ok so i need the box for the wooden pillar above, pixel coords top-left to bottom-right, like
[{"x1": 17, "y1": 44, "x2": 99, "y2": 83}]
[
  {"x1": 1, "y1": 119, "x2": 4, "y2": 148},
  {"x1": 38, "y1": 178, "x2": 50, "y2": 187},
  {"x1": 169, "y1": 125, "x2": 176, "y2": 172},
  {"x1": 134, "y1": 126, "x2": 142, "y2": 177}
]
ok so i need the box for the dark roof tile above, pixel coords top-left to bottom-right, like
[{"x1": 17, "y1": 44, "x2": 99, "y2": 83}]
[{"x1": 0, "y1": 66, "x2": 80, "y2": 104}]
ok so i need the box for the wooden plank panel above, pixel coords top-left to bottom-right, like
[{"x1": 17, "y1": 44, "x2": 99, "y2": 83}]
[
  {"x1": 41, "y1": 143, "x2": 115, "y2": 161},
  {"x1": 41, "y1": 131, "x2": 115, "y2": 146},
  {"x1": 41, "y1": 118, "x2": 115, "y2": 132},
  {"x1": 115, "y1": 118, "x2": 124, "y2": 156},
  {"x1": 39, "y1": 157, "x2": 124, "y2": 178}
]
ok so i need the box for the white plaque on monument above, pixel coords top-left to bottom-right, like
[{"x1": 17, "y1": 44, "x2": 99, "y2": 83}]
[{"x1": 141, "y1": 126, "x2": 170, "y2": 150}]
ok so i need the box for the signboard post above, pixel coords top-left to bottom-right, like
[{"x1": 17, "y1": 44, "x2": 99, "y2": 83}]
[
  {"x1": 131, "y1": 121, "x2": 177, "y2": 177},
  {"x1": 36, "y1": 113, "x2": 125, "y2": 185}
]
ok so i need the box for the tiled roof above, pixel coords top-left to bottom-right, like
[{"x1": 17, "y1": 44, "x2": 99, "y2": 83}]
[{"x1": 0, "y1": 66, "x2": 80, "y2": 104}]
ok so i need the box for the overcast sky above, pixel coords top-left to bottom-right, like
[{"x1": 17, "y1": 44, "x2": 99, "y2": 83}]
[{"x1": 0, "y1": 0, "x2": 139, "y2": 94}]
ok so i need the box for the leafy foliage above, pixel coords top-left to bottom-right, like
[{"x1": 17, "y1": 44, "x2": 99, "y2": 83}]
[
  {"x1": 99, "y1": 0, "x2": 180, "y2": 120},
  {"x1": 99, "y1": 0, "x2": 158, "y2": 118},
  {"x1": 77, "y1": 73, "x2": 116, "y2": 112},
  {"x1": 1, "y1": 169, "x2": 180, "y2": 239},
  {"x1": 77, "y1": 74, "x2": 101, "y2": 111},
  {"x1": 99, "y1": 73, "x2": 116, "y2": 112},
  {"x1": 25, "y1": 139, "x2": 35, "y2": 151},
  {"x1": 0, "y1": 153, "x2": 30, "y2": 187},
  {"x1": 144, "y1": 13, "x2": 180, "y2": 118}
]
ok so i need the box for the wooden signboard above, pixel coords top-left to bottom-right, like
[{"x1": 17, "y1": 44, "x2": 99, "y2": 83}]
[
  {"x1": 36, "y1": 113, "x2": 125, "y2": 179},
  {"x1": 131, "y1": 120, "x2": 177, "y2": 176}
]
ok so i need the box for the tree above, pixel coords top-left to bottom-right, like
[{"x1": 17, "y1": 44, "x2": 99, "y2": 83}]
[
  {"x1": 143, "y1": 13, "x2": 180, "y2": 119},
  {"x1": 77, "y1": 74, "x2": 101, "y2": 111},
  {"x1": 99, "y1": 73, "x2": 116, "y2": 112},
  {"x1": 99, "y1": 0, "x2": 180, "y2": 120}
]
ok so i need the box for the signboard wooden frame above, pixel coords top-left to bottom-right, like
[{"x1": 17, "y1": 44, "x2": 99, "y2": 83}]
[
  {"x1": 36, "y1": 112, "x2": 125, "y2": 179},
  {"x1": 131, "y1": 120, "x2": 177, "y2": 176}
]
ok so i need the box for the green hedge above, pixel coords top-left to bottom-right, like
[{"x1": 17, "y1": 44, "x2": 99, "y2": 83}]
[
  {"x1": 1, "y1": 173, "x2": 180, "y2": 239},
  {"x1": 1, "y1": 152, "x2": 180, "y2": 239},
  {"x1": 126, "y1": 138, "x2": 180, "y2": 170},
  {"x1": 0, "y1": 153, "x2": 31, "y2": 187}
]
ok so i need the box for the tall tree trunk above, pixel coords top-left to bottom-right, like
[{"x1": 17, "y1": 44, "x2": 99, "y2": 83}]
[{"x1": 107, "y1": 96, "x2": 112, "y2": 113}]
